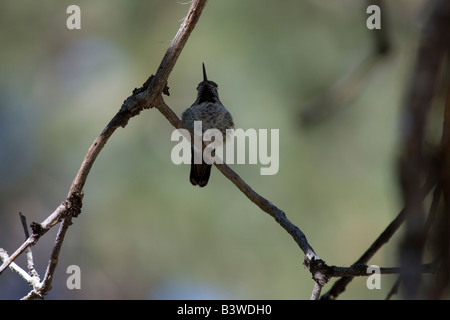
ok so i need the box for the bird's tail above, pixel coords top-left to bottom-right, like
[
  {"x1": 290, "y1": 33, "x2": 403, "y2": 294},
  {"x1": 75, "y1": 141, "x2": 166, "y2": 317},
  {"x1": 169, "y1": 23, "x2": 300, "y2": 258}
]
[{"x1": 189, "y1": 146, "x2": 212, "y2": 187}]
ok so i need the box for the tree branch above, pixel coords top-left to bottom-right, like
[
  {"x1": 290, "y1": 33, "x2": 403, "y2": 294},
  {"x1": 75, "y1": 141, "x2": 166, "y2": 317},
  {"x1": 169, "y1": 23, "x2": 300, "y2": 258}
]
[
  {"x1": 0, "y1": 0, "x2": 209, "y2": 297},
  {"x1": 19, "y1": 213, "x2": 39, "y2": 279},
  {"x1": 398, "y1": 0, "x2": 450, "y2": 299}
]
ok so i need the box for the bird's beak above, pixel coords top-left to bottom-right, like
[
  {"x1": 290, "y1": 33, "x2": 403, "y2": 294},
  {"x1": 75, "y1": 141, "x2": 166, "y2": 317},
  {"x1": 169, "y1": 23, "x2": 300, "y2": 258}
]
[{"x1": 202, "y1": 63, "x2": 208, "y2": 82}]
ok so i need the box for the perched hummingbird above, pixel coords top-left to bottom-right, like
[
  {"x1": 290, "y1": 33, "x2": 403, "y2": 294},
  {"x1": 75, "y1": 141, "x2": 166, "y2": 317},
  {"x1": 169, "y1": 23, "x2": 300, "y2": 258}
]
[{"x1": 181, "y1": 63, "x2": 234, "y2": 187}]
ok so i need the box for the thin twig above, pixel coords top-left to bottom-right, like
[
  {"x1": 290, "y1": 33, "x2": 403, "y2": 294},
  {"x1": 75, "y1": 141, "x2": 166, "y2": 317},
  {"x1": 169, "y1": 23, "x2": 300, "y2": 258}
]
[
  {"x1": 310, "y1": 282, "x2": 322, "y2": 300},
  {"x1": 0, "y1": 237, "x2": 37, "y2": 275},
  {"x1": 330, "y1": 264, "x2": 435, "y2": 277},
  {"x1": 19, "y1": 212, "x2": 30, "y2": 239},
  {"x1": 19, "y1": 213, "x2": 39, "y2": 279},
  {"x1": 35, "y1": 215, "x2": 73, "y2": 295},
  {"x1": 0, "y1": 197, "x2": 79, "y2": 275},
  {"x1": 21, "y1": 290, "x2": 42, "y2": 300},
  {"x1": 0, "y1": 249, "x2": 38, "y2": 288}
]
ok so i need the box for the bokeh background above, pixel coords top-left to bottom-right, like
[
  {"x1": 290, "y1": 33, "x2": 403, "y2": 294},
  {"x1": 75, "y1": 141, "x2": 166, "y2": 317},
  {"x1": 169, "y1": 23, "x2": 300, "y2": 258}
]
[{"x1": 0, "y1": 0, "x2": 430, "y2": 299}]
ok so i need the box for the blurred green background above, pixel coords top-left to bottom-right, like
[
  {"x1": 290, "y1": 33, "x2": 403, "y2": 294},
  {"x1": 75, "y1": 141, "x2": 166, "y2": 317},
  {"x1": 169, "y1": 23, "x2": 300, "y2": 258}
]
[{"x1": 0, "y1": 0, "x2": 428, "y2": 299}]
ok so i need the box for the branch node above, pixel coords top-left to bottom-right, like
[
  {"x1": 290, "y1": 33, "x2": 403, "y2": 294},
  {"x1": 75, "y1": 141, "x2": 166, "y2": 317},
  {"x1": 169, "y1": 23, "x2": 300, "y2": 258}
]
[
  {"x1": 132, "y1": 75, "x2": 155, "y2": 95},
  {"x1": 30, "y1": 222, "x2": 44, "y2": 238},
  {"x1": 65, "y1": 191, "x2": 83, "y2": 218},
  {"x1": 308, "y1": 258, "x2": 331, "y2": 287}
]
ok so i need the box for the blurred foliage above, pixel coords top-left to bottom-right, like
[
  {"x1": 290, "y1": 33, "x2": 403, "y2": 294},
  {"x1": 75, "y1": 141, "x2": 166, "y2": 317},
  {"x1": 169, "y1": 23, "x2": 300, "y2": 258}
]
[{"x1": 0, "y1": 0, "x2": 430, "y2": 299}]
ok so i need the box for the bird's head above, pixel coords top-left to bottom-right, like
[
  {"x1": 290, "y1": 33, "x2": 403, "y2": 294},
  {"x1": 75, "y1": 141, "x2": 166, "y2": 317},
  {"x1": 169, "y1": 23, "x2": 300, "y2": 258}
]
[{"x1": 196, "y1": 63, "x2": 220, "y2": 104}]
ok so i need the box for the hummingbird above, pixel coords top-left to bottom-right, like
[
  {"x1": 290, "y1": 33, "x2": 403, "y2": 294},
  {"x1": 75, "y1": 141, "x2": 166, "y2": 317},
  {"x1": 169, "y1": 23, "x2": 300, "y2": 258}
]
[{"x1": 181, "y1": 63, "x2": 234, "y2": 187}]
